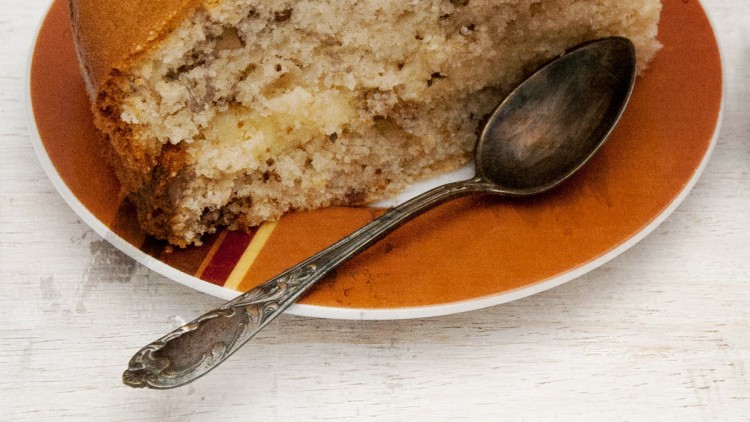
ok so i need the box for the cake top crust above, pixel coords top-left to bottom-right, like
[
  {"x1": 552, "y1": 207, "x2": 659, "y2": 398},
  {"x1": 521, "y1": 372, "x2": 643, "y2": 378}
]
[{"x1": 68, "y1": 0, "x2": 203, "y2": 96}]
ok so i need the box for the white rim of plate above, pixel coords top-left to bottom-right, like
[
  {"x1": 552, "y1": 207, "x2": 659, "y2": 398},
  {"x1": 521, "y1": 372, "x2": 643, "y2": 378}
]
[{"x1": 26, "y1": 0, "x2": 725, "y2": 320}]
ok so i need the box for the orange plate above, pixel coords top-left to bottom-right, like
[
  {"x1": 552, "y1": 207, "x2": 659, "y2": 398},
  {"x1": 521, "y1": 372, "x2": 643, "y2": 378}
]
[{"x1": 29, "y1": 0, "x2": 722, "y2": 319}]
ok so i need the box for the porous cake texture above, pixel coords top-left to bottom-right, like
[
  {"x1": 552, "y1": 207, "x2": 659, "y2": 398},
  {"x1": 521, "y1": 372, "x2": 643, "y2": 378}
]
[{"x1": 70, "y1": 0, "x2": 661, "y2": 246}]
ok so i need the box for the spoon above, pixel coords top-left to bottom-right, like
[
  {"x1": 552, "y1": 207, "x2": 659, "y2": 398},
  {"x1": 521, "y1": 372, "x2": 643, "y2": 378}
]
[{"x1": 123, "y1": 36, "x2": 636, "y2": 389}]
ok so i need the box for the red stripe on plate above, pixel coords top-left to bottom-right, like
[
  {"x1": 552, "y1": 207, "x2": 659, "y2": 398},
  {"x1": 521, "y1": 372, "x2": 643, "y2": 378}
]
[{"x1": 200, "y1": 230, "x2": 255, "y2": 286}]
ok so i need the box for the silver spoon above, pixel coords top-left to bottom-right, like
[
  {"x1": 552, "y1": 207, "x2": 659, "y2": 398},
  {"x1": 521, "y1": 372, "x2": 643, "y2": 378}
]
[{"x1": 123, "y1": 36, "x2": 636, "y2": 389}]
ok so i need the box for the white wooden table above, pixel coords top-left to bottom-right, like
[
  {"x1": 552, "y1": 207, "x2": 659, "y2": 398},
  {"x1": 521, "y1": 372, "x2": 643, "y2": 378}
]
[{"x1": 2, "y1": 1, "x2": 749, "y2": 420}]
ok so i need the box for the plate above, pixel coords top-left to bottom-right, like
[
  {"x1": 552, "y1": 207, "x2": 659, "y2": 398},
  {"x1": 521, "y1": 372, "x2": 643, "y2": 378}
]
[{"x1": 27, "y1": 0, "x2": 723, "y2": 319}]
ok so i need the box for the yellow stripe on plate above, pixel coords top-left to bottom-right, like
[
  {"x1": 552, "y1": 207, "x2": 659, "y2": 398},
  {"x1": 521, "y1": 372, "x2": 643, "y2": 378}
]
[{"x1": 223, "y1": 221, "x2": 278, "y2": 290}]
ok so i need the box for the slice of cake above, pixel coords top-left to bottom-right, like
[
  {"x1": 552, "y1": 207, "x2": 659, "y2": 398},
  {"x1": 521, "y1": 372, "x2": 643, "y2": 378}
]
[{"x1": 69, "y1": 0, "x2": 661, "y2": 247}]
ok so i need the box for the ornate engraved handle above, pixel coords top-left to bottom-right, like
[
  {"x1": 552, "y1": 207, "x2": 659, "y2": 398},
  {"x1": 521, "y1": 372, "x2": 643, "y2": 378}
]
[{"x1": 123, "y1": 177, "x2": 496, "y2": 389}]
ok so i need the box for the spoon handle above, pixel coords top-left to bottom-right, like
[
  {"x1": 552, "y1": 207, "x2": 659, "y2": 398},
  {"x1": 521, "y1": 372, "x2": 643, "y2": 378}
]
[{"x1": 123, "y1": 177, "x2": 493, "y2": 389}]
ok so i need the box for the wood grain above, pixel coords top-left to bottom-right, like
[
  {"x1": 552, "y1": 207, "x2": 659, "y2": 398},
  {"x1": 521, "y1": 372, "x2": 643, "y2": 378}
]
[{"x1": 1, "y1": 0, "x2": 749, "y2": 420}]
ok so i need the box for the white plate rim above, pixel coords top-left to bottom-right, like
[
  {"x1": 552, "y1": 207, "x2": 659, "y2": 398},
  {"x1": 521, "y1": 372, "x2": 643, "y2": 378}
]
[{"x1": 25, "y1": 0, "x2": 725, "y2": 320}]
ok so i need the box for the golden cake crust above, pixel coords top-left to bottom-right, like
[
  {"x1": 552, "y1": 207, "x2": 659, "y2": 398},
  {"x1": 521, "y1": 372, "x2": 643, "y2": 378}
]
[
  {"x1": 69, "y1": 0, "x2": 201, "y2": 96},
  {"x1": 69, "y1": 0, "x2": 207, "y2": 247}
]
